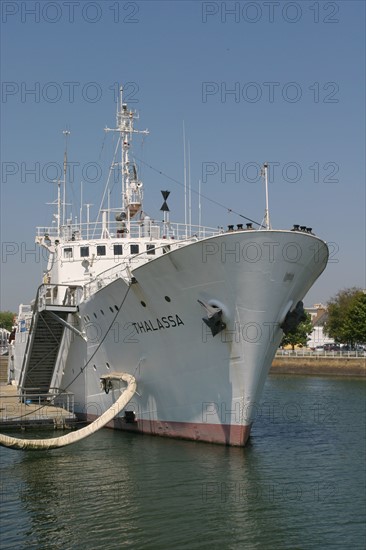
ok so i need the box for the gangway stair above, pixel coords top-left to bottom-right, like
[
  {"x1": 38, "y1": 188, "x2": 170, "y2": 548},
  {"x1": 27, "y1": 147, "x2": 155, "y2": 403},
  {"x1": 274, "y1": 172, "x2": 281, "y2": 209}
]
[{"x1": 19, "y1": 284, "x2": 83, "y2": 397}]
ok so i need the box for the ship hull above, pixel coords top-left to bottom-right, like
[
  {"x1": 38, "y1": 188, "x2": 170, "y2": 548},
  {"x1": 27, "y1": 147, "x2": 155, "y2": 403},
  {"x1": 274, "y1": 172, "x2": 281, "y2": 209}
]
[{"x1": 59, "y1": 230, "x2": 328, "y2": 446}]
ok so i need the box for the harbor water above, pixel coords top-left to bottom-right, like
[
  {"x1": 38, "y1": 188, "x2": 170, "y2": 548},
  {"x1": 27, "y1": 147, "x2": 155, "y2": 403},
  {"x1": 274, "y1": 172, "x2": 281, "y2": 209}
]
[{"x1": 1, "y1": 374, "x2": 365, "y2": 549}]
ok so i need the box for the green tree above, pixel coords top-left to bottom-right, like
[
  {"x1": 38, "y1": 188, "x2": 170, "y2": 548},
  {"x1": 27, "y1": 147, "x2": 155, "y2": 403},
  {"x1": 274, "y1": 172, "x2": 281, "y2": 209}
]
[
  {"x1": 341, "y1": 293, "x2": 366, "y2": 345},
  {"x1": 324, "y1": 287, "x2": 365, "y2": 344},
  {"x1": 281, "y1": 312, "x2": 313, "y2": 351},
  {"x1": 0, "y1": 311, "x2": 15, "y2": 332}
]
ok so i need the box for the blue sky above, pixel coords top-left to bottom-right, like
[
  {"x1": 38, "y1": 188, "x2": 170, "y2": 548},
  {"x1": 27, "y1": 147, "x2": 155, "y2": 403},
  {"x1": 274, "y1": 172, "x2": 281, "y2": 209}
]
[{"x1": 1, "y1": 0, "x2": 365, "y2": 312}]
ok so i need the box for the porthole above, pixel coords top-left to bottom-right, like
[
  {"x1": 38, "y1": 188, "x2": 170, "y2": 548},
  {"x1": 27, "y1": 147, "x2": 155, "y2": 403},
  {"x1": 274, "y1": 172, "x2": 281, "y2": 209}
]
[
  {"x1": 93, "y1": 312, "x2": 97, "y2": 319},
  {"x1": 100, "y1": 310, "x2": 104, "y2": 315},
  {"x1": 165, "y1": 296, "x2": 171, "y2": 302},
  {"x1": 106, "y1": 362, "x2": 110, "y2": 370},
  {"x1": 141, "y1": 301, "x2": 146, "y2": 307},
  {"x1": 93, "y1": 365, "x2": 97, "y2": 371},
  {"x1": 114, "y1": 305, "x2": 119, "y2": 311},
  {"x1": 109, "y1": 306, "x2": 114, "y2": 313}
]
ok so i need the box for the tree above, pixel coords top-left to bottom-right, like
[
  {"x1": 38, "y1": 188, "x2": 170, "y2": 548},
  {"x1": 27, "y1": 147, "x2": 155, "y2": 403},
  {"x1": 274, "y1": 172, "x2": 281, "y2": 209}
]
[
  {"x1": 0, "y1": 311, "x2": 15, "y2": 332},
  {"x1": 324, "y1": 287, "x2": 365, "y2": 345},
  {"x1": 281, "y1": 312, "x2": 313, "y2": 350},
  {"x1": 341, "y1": 293, "x2": 366, "y2": 345}
]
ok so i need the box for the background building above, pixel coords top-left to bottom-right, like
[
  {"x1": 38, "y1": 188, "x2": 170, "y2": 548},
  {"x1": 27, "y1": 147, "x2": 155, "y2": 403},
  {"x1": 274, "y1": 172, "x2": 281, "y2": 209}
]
[{"x1": 305, "y1": 304, "x2": 334, "y2": 348}]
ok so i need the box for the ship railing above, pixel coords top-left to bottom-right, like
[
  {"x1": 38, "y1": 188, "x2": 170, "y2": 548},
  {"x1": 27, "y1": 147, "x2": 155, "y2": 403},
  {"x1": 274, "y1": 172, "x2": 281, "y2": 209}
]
[
  {"x1": 0, "y1": 344, "x2": 8, "y2": 356},
  {"x1": 21, "y1": 388, "x2": 74, "y2": 412},
  {"x1": 83, "y1": 263, "x2": 130, "y2": 300},
  {"x1": 0, "y1": 329, "x2": 9, "y2": 353},
  {"x1": 18, "y1": 284, "x2": 83, "y2": 389},
  {"x1": 276, "y1": 349, "x2": 366, "y2": 358},
  {"x1": 50, "y1": 388, "x2": 75, "y2": 415},
  {"x1": 82, "y1": 232, "x2": 210, "y2": 299},
  {"x1": 0, "y1": 389, "x2": 75, "y2": 420},
  {"x1": 37, "y1": 284, "x2": 83, "y2": 310},
  {"x1": 36, "y1": 220, "x2": 222, "y2": 242}
]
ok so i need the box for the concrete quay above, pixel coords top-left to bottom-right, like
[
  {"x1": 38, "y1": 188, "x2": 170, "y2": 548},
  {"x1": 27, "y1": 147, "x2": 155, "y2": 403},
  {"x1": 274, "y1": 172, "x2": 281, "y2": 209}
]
[
  {"x1": 0, "y1": 383, "x2": 77, "y2": 429},
  {"x1": 0, "y1": 356, "x2": 77, "y2": 429},
  {"x1": 271, "y1": 354, "x2": 366, "y2": 377}
]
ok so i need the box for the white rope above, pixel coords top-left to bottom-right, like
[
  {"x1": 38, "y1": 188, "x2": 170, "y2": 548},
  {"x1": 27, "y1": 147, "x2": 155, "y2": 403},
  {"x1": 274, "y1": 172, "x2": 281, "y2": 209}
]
[{"x1": 0, "y1": 373, "x2": 136, "y2": 451}]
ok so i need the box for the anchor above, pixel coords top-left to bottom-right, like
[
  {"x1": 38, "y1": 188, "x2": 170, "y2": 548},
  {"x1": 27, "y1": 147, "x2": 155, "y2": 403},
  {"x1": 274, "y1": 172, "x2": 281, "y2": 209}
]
[{"x1": 198, "y1": 299, "x2": 226, "y2": 337}]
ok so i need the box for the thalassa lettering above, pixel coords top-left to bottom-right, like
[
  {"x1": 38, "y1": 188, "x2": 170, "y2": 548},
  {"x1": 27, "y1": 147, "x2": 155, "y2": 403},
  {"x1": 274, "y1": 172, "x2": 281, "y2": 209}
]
[{"x1": 132, "y1": 314, "x2": 184, "y2": 334}]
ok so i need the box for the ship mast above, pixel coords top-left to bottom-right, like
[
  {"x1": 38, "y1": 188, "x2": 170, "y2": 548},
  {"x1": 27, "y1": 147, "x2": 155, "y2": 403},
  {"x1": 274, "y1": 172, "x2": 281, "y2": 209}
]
[
  {"x1": 57, "y1": 177, "x2": 61, "y2": 236},
  {"x1": 49, "y1": 130, "x2": 70, "y2": 238},
  {"x1": 261, "y1": 162, "x2": 271, "y2": 230},
  {"x1": 105, "y1": 86, "x2": 149, "y2": 228},
  {"x1": 62, "y1": 130, "x2": 70, "y2": 227}
]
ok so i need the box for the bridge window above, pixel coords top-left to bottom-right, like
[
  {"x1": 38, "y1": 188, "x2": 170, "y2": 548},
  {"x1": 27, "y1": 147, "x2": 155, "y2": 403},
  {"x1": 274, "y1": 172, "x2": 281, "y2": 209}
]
[
  {"x1": 130, "y1": 244, "x2": 139, "y2": 255},
  {"x1": 97, "y1": 245, "x2": 106, "y2": 256},
  {"x1": 64, "y1": 247, "x2": 73, "y2": 259},
  {"x1": 146, "y1": 244, "x2": 156, "y2": 255},
  {"x1": 80, "y1": 246, "x2": 89, "y2": 257},
  {"x1": 114, "y1": 244, "x2": 123, "y2": 256}
]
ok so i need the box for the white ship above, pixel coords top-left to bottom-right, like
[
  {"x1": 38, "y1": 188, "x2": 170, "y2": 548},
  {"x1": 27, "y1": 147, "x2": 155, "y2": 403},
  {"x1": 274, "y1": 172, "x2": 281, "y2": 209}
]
[{"x1": 5, "y1": 89, "x2": 328, "y2": 447}]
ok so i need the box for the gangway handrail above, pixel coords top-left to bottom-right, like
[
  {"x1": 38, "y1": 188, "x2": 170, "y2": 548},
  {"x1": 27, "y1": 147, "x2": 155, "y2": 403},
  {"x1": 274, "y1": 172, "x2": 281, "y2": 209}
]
[{"x1": 18, "y1": 284, "x2": 83, "y2": 389}]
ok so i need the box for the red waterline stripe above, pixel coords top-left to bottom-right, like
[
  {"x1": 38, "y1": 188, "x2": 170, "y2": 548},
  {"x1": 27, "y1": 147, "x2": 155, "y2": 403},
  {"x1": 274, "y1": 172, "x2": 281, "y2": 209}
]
[{"x1": 81, "y1": 413, "x2": 252, "y2": 446}]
